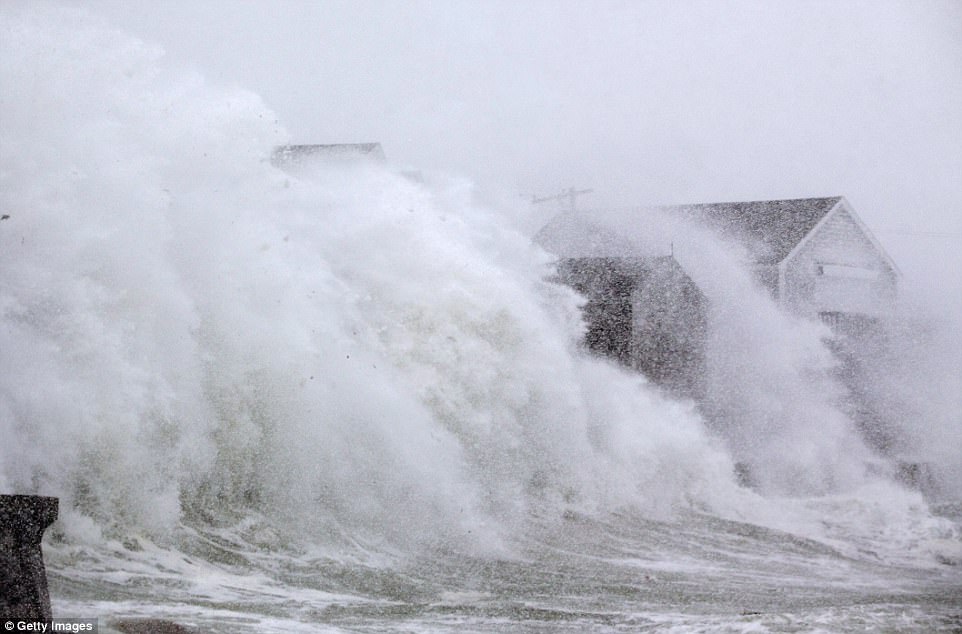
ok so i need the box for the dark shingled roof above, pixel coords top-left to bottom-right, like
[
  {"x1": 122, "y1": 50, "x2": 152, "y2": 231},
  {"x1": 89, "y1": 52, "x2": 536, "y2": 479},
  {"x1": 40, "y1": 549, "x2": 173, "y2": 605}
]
[
  {"x1": 272, "y1": 143, "x2": 386, "y2": 166},
  {"x1": 535, "y1": 197, "x2": 844, "y2": 265},
  {"x1": 659, "y1": 197, "x2": 842, "y2": 264}
]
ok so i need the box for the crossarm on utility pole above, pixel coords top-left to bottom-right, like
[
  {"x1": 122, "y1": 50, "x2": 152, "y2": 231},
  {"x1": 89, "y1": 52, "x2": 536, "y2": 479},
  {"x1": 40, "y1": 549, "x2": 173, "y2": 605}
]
[{"x1": 531, "y1": 187, "x2": 594, "y2": 213}]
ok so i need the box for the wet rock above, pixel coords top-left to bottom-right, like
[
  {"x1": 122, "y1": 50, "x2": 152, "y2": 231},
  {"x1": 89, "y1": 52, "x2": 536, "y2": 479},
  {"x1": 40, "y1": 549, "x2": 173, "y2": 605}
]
[{"x1": 111, "y1": 618, "x2": 200, "y2": 634}]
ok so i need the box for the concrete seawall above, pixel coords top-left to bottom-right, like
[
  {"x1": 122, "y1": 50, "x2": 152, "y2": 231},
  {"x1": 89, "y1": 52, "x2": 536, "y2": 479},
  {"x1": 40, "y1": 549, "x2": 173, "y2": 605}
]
[{"x1": 0, "y1": 495, "x2": 59, "y2": 620}]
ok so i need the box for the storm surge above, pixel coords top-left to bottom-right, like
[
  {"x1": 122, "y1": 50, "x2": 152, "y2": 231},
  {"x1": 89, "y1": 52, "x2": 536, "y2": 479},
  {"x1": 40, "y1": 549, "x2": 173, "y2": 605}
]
[
  {"x1": 1, "y1": 6, "x2": 959, "y2": 631},
  {"x1": 0, "y1": 5, "x2": 735, "y2": 550}
]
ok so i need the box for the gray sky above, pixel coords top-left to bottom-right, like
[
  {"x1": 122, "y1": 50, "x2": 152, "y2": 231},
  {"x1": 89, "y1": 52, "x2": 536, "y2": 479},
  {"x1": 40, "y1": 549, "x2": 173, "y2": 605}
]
[{"x1": 79, "y1": 0, "x2": 961, "y2": 298}]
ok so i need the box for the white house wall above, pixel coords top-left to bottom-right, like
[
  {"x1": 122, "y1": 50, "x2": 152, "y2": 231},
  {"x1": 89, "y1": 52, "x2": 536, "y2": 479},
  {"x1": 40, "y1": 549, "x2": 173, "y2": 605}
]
[{"x1": 782, "y1": 207, "x2": 897, "y2": 316}]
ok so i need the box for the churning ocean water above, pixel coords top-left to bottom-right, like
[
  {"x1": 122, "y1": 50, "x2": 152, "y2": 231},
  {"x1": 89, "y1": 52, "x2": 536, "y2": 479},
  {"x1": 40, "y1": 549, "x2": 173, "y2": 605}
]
[{"x1": 1, "y1": 6, "x2": 960, "y2": 632}]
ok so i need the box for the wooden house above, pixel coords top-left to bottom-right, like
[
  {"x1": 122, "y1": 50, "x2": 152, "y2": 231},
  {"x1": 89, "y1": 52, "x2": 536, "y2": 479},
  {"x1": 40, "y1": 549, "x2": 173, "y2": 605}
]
[
  {"x1": 536, "y1": 215, "x2": 707, "y2": 398},
  {"x1": 664, "y1": 196, "x2": 899, "y2": 323},
  {"x1": 271, "y1": 143, "x2": 386, "y2": 171},
  {"x1": 664, "y1": 197, "x2": 908, "y2": 461},
  {"x1": 535, "y1": 196, "x2": 899, "y2": 401}
]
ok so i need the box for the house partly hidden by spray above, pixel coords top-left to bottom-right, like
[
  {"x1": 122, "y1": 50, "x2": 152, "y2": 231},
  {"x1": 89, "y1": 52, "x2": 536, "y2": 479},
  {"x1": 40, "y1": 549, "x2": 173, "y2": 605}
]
[
  {"x1": 669, "y1": 197, "x2": 900, "y2": 322},
  {"x1": 535, "y1": 215, "x2": 709, "y2": 400},
  {"x1": 272, "y1": 142, "x2": 387, "y2": 171},
  {"x1": 271, "y1": 142, "x2": 426, "y2": 184},
  {"x1": 536, "y1": 196, "x2": 901, "y2": 451}
]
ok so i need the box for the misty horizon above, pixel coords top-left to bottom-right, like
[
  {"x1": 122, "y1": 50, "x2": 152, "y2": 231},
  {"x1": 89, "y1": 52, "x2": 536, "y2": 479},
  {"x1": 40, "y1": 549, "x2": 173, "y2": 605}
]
[{"x1": 51, "y1": 0, "x2": 960, "y2": 311}]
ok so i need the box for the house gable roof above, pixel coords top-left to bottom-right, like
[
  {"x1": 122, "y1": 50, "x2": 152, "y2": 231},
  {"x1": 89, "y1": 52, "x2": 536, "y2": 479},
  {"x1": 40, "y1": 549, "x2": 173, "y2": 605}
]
[
  {"x1": 272, "y1": 143, "x2": 386, "y2": 167},
  {"x1": 534, "y1": 197, "x2": 844, "y2": 265},
  {"x1": 533, "y1": 212, "x2": 638, "y2": 258},
  {"x1": 783, "y1": 197, "x2": 901, "y2": 276},
  {"x1": 659, "y1": 197, "x2": 842, "y2": 265}
]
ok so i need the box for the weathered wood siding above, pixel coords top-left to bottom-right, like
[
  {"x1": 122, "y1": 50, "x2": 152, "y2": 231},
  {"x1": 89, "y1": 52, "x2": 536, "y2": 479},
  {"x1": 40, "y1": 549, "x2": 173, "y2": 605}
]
[
  {"x1": 782, "y1": 204, "x2": 897, "y2": 316},
  {"x1": 555, "y1": 258, "x2": 637, "y2": 366},
  {"x1": 554, "y1": 256, "x2": 707, "y2": 399},
  {"x1": 630, "y1": 263, "x2": 707, "y2": 398}
]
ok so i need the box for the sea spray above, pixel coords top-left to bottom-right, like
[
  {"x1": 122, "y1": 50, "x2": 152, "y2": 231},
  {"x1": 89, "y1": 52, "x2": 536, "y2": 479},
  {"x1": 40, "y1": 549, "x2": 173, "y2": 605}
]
[
  {"x1": 0, "y1": 5, "x2": 738, "y2": 555},
  {"x1": 568, "y1": 207, "x2": 877, "y2": 495},
  {"x1": 849, "y1": 307, "x2": 962, "y2": 500},
  {"x1": 1, "y1": 10, "x2": 960, "y2": 631}
]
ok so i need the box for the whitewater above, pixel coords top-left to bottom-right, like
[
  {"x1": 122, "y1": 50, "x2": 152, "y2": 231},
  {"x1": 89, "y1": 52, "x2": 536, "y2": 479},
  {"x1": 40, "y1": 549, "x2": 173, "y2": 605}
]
[{"x1": 1, "y1": 6, "x2": 960, "y2": 632}]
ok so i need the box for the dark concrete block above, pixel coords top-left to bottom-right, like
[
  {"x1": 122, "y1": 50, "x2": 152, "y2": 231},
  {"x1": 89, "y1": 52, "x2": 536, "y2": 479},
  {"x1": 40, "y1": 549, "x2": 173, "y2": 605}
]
[{"x1": 0, "y1": 494, "x2": 59, "y2": 620}]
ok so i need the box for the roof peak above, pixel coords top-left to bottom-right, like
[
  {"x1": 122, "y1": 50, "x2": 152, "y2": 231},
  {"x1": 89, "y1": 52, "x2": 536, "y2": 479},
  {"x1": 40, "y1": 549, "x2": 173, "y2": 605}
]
[{"x1": 536, "y1": 197, "x2": 846, "y2": 264}]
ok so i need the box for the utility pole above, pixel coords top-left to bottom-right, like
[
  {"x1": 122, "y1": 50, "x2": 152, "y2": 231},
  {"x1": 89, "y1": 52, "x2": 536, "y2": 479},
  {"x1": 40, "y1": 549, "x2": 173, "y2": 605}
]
[{"x1": 531, "y1": 187, "x2": 594, "y2": 213}]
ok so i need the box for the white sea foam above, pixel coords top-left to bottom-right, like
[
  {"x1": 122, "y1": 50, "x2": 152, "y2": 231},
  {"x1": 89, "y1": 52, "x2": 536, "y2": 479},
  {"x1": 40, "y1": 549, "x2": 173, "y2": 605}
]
[{"x1": 0, "y1": 4, "x2": 738, "y2": 552}]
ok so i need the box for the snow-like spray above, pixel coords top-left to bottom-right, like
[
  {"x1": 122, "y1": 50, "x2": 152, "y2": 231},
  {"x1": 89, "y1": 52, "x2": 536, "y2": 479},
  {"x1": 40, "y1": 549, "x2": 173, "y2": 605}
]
[
  {"x1": 1, "y1": 6, "x2": 738, "y2": 553},
  {"x1": 0, "y1": 7, "x2": 958, "y2": 626}
]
